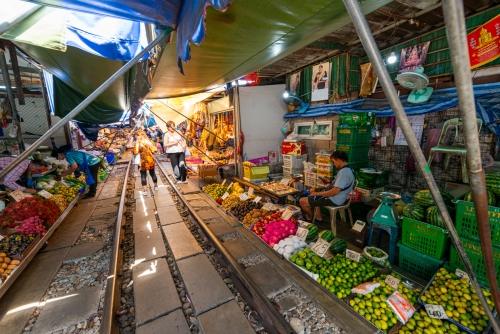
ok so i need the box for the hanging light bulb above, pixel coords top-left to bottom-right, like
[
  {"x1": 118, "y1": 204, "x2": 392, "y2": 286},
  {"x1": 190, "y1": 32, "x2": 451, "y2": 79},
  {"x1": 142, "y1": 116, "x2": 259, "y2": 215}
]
[
  {"x1": 387, "y1": 51, "x2": 397, "y2": 64},
  {"x1": 283, "y1": 91, "x2": 289, "y2": 98}
]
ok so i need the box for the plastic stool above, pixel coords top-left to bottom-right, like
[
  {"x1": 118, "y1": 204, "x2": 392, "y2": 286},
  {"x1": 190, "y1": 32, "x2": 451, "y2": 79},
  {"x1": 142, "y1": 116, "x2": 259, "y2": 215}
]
[{"x1": 367, "y1": 222, "x2": 399, "y2": 264}]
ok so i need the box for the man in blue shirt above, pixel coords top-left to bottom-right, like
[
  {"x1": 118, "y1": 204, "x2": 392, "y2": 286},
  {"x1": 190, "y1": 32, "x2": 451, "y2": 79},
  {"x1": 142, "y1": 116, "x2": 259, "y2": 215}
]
[
  {"x1": 299, "y1": 151, "x2": 355, "y2": 222},
  {"x1": 52, "y1": 145, "x2": 101, "y2": 199}
]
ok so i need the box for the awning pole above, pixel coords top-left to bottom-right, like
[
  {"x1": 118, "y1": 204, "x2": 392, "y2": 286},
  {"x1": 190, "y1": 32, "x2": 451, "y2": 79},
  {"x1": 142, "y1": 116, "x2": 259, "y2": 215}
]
[
  {"x1": 441, "y1": 0, "x2": 500, "y2": 313},
  {"x1": 341, "y1": 0, "x2": 500, "y2": 330},
  {"x1": 0, "y1": 28, "x2": 171, "y2": 180},
  {"x1": 0, "y1": 48, "x2": 25, "y2": 152}
]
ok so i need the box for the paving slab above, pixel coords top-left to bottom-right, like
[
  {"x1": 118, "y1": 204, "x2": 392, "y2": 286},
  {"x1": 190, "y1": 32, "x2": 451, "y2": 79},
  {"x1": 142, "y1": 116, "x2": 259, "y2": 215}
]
[
  {"x1": 197, "y1": 209, "x2": 221, "y2": 220},
  {"x1": 87, "y1": 216, "x2": 115, "y2": 230},
  {"x1": 135, "y1": 197, "x2": 156, "y2": 212},
  {"x1": 31, "y1": 284, "x2": 103, "y2": 333},
  {"x1": 91, "y1": 205, "x2": 118, "y2": 217},
  {"x1": 223, "y1": 238, "x2": 259, "y2": 260},
  {"x1": 276, "y1": 296, "x2": 302, "y2": 312},
  {"x1": 178, "y1": 183, "x2": 200, "y2": 194},
  {"x1": 190, "y1": 200, "x2": 210, "y2": 208},
  {"x1": 133, "y1": 259, "x2": 181, "y2": 325},
  {"x1": 96, "y1": 197, "x2": 120, "y2": 207},
  {"x1": 198, "y1": 300, "x2": 255, "y2": 334},
  {"x1": 135, "y1": 229, "x2": 167, "y2": 262},
  {"x1": 177, "y1": 254, "x2": 233, "y2": 315},
  {"x1": 97, "y1": 180, "x2": 120, "y2": 200},
  {"x1": 161, "y1": 162, "x2": 173, "y2": 173},
  {"x1": 157, "y1": 206, "x2": 183, "y2": 225},
  {"x1": 64, "y1": 241, "x2": 104, "y2": 261},
  {"x1": 133, "y1": 210, "x2": 159, "y2": 233},
  {"x1": 43, "y1": 201, "x2": 98, "y2": 252},
  {"x1": 184, "y1": 194, "x2": 202, "y2": 201},
  {"x1": 136, "y1": 309, "x2": 190, "y2": 334},
  {"x1": 134, "y1": 188, "x2": 151, "y2": 199},
  {"x1": 207, "y1": 220, "x2": 235, "y2": 236},
  {"x1": 245, "y1": 261, "x2": 292, "y2": 297},
  {"x1": 0, "y1": 248, "x2": 69, "y2": 334},
  {"x1": 135, "y1": 177, "x2": 148, "y2": 189},
  {"x1": 162, "y1": 224, "x2": 203, "y2": 260},
  {"x1": 154, "y1": 195, "x2": 175, "y2": 208}
]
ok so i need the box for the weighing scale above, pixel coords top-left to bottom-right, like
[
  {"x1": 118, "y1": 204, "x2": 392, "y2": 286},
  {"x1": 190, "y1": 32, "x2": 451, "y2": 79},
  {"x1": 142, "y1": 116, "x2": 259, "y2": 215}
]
[
  {"x1": 371, "y1": 192, "x2": 400, "y2": 228},
  {"x1": 368, "y1": 192, "x2": 401, "y2": 264}
]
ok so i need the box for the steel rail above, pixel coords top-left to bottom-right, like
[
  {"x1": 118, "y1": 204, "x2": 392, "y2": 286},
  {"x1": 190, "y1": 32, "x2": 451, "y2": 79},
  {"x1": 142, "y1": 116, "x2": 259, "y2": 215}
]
[
  {"x1": 341, "y1": 0, "x2": 500, "y2": 331},
  {"x1": 441, "y1": 0, "x2": 500, "y2": 314},
  {"x1": 0, "y1": 28, "x2": 172, "y2": 180},
  {"x1": 100, "y1": 158, "x2": 132, "y2": 334},
  {"x1": 155, "y1": 158, "x2": 295, "y2": 334}
]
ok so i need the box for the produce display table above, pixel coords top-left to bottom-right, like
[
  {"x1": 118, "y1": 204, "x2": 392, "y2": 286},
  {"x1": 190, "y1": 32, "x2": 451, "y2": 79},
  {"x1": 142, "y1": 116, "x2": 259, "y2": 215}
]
[
  {"x1": 231, "y1": 176, "x2": 302, "y2": 203},
  {"x1": 0, "y1": 195, "x2": 80, "y2": 298}
]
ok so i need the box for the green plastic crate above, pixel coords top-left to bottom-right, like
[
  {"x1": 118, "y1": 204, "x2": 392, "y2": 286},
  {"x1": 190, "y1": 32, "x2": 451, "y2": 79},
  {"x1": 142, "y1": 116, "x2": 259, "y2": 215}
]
[
  {"x1": 455, "y1": 200, "x2": 500, "y2": 248},
  {"x1": 397, "y1": 242, "x2": 445, "y2": 281},
  {"x1": 349, "y1": 161, "x2": 370, "y2": 171},
  {"x1": 401, "y1": 217, "x2": 449, "y2": 259},
  {"x1": 335, "y1": 144, "x2": 370, "y2": 163},
  {"x1": 336, "y1": 126, "x2": 372, "y2": 145},
  {"x1": 449, "y1": 237, "x2": 500, "y2": 288}
]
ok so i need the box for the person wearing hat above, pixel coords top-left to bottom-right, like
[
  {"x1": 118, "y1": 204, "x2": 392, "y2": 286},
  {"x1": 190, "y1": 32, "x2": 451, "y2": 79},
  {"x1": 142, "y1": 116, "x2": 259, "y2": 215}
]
[{"x1": 52, "y1": 145, "x2": 101, "y2": 199}]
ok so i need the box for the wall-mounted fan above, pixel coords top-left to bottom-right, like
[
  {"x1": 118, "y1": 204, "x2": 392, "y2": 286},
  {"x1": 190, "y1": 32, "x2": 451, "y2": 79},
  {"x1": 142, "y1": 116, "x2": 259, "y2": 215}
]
[
  {"x1": 283, "y1": 92, "x2": 310, "y2": 114},
  {"x1": 396, "y1": 66, "x2": 434, "y2": 104}
]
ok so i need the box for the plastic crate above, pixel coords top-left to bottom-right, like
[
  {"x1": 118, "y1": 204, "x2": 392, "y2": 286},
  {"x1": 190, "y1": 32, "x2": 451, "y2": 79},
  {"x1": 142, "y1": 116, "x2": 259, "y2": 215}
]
[
  {"x1": 455, "y1": 200, "x2": 500, "y2": 248},
  {"x1": 401, "y1": 217, "x2": 449, "y2": 259},
  {"x1": 356, "y1": 170, "x2": 389, "y2": 188},
  {"x1": 336, "y1": 126, "x2": 372, "y2": 145},
  {"x1": 243, "y1": 165, "x2": 270, "y2": 180},
  {"x1": 315, "y1": 153, "x2": 331, "y2": 164},
  {"x1": 397, "y1": 242, "x2": 445, "y2": 281},
  {"x1": 449, "y1": 237, "x2": 500, "y2": 288},
  {"x1": 316, "y1": 163, "x2": 334, "y2": 171},
  {"x1": 304, "y1": 172, "x2": 316, "y2": 188},
  {"x1": 335, "y1": 144, "x2": 370, "y2": 163},
  {"x1": 282, "y1": 154, "x2": 307, "y2": 166},
  {"x1": 316, "y1": 169, "x2": 334, "y2": 177}
]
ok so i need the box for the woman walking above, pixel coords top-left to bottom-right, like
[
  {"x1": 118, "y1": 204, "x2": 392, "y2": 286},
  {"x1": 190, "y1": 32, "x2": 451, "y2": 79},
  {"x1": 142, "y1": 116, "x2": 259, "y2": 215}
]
[
  {"x1": 133, "y1": 131, "x2": 159, "y2": 195},
  {"x1": 163, "y1": 121, "x2": 187, "y2": 184}
]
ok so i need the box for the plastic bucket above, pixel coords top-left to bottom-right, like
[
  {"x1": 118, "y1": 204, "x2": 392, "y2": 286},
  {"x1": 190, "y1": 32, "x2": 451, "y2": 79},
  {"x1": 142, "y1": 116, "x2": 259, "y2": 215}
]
[{"x1": 106, "y1": 153, "x2": 116, "y2": 165}]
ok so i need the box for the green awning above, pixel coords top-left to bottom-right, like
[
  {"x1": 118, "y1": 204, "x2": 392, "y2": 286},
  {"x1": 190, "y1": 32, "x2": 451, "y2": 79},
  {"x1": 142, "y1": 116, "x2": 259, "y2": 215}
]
[{"x1": 149, "y1": 0, "x2": 392, "y2": 98}]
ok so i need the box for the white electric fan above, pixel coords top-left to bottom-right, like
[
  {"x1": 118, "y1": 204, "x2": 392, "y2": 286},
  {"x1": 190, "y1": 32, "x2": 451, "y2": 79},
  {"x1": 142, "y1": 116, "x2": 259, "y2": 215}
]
[{"x1": 396, "y1": 66, "x2": 434, "y2": 104}]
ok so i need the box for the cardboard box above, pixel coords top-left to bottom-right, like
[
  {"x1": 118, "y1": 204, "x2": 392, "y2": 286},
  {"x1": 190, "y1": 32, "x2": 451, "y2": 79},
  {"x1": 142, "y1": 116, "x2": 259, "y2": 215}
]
[
  {"x1": 355, "y1": 186, "x2": 384, "y2": 203},
  {"x1": 282, "y1": 141, "x2": 306, "y2": 155},
  {"x1": 268, "y1": 151, "x2": 277, "y2": 162}
]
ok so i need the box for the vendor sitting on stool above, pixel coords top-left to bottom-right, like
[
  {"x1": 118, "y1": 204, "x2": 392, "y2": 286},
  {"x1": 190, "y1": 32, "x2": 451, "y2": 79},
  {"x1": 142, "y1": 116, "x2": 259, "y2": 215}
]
[{"x1": 299, "y1": 151, "x2": 355, "y2": 222}]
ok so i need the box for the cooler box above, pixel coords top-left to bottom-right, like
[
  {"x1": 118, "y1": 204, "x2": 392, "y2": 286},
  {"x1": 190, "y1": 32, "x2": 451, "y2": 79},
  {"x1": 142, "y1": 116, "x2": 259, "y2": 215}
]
[
  {"x1": 243, "y1": 165, "x2": 270, "y2": 180},
  {"x1": 282, "y1": 141, "x2": 306, "y2": 155}
]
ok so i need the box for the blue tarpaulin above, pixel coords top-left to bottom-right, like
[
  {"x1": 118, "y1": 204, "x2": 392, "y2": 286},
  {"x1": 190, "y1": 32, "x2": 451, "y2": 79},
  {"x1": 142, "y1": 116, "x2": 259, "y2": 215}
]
[
  {"x1": 285, "y1": 82, "x2": 500, "y2": 142},
  {"x1": 22, "y1": 0, "x2": 233, "y2": 66}
]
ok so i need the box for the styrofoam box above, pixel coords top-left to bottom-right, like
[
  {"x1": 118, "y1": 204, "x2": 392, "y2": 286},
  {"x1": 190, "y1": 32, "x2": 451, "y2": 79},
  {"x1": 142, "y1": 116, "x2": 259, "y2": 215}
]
[{"x1": 283, "y1": 154, "x2": 307, "y2": 165}]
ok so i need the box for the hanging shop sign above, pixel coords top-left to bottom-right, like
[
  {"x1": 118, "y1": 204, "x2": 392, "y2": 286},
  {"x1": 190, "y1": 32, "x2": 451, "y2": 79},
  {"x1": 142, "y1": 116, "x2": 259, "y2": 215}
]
[
  {"x1": 398, "y1": 41, "x2": 430, "y2": 74},
  {"x1": 360, "y1": 62, "x2": 378, "y2": 97},
  {"x1": 394, "y1": 115, "x2": 425, "y2": 146},
  {"x1": 311, "y1": 62, "x2": 331, "y2": 102},
  {"x1": 468, "y1": 14, "x2": 500, "y2": 69}
]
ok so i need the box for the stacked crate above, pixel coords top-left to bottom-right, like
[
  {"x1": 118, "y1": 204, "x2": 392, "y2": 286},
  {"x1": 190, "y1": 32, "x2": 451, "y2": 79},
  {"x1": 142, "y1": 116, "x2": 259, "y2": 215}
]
[
  {"x1": 315, "y1": 153, "x2": 333, "y2": 188},
  {"x1": 282, "y1": 154, "x2": 307, "y2": 178},
  {"x1": 448, "y1": 200, "x2": 500, "y2": 288},
  {"x1": 335, "y1": 126, "x2": 371, "y2": 169}
]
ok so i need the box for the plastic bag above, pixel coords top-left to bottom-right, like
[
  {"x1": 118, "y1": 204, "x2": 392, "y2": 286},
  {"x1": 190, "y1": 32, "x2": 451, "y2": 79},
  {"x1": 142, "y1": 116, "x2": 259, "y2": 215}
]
[
  {"x1": 386, "y1": 291, "x2": 415, "y2": 324},
  {"x1": 351, "y1": 282, "x2": 380, "y2": 295}
]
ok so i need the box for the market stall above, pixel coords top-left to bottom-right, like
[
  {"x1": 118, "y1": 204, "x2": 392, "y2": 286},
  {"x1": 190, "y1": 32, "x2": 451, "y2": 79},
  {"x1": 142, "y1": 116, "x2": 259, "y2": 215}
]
[{"x1": 0, "y1": 173, "x2": 87, "y2": 297}]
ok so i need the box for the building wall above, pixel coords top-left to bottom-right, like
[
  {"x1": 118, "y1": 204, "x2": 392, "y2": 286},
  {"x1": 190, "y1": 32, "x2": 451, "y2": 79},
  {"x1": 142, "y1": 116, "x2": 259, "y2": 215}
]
[
  {"x1": 239, "y1": 84, "x2": 288, "y2": 160},
  {"x1": 289, "y1": 108, "x2": 497, "y2": 191}
]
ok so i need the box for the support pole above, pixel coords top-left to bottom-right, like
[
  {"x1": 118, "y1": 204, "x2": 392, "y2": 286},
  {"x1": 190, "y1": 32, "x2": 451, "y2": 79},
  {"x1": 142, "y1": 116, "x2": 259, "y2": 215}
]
[
  {"x1": 441, "y1": 0, "x2": 500, "y2": 313},
  {"x1": 0, "y1": 28, "x2": 171, "y2": 180},
  {"x1": 0, "y1": 48, "x2": 25, "y2": 152},
  {"x1": 341, "y1": 0, "x2": 500, "y2": 331}
]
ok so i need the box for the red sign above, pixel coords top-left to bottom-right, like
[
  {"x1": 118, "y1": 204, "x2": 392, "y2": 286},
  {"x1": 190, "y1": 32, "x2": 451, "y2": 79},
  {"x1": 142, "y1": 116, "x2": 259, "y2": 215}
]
[
  {"x1": 468, "y1": 14, "x2": 500, "y2": 69},
  {"x1": 281, "y1": 141, "x2": 306, "y2": 155}
]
